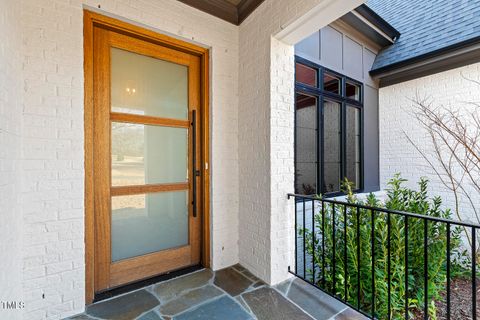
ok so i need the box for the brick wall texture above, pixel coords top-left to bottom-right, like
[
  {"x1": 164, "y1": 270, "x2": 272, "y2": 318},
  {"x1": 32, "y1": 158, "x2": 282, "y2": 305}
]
[
  {"x1": 1, "y1": 0, "x2": 361, "y2": 318},
  {"x1": 379, "y1": 63, "x2": 480, "y2": 224},
  {"x1": 12, "y1": 0, "x2": 239, "y2": 318},
  {"x1": 238, "y1": 0, "x2": 362, "y2": 285},
  {"x1": 0, "y1": 0, "x2": 23, "y2": 319}
]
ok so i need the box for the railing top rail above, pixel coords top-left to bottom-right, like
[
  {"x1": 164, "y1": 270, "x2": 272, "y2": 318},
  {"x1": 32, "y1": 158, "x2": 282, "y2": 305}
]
[{"x1": 287, "y1": 193, "x2": 480, "y2": 229}]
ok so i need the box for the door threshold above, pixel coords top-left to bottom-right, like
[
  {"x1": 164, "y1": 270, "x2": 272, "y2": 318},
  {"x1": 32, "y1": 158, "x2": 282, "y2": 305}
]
[{"x1": 93, "y1": 264, "x2": 203, "y2": 303}]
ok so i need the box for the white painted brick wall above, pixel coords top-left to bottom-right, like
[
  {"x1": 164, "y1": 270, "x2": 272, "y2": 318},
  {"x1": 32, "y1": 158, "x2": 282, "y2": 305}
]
[
  {"x1": 17, "y1": 0, "x2": 239, "y2": 318},
  {"x1": 379, "y1": 63, "x2": 480, "y2": 224},
  {"x1": 0, "y1": 0, "x2": 24, "y2": 319},
  {"x1": 1, "y1": 0, "x2": 363, "y2": 317},
  {"x1": 238, "y1": 0, "x2": 364, "y2": 285}
]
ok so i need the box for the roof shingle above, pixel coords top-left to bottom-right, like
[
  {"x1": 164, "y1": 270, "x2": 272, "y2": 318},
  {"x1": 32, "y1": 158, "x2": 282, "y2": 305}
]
[{"x1": 366, "y1": 0, "x2": 480, "y2": 72}]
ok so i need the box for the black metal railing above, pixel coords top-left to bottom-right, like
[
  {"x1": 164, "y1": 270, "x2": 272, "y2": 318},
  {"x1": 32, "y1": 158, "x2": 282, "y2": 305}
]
[{"x1": 288, "y1": 193, "x2": 480, "y2": 320}]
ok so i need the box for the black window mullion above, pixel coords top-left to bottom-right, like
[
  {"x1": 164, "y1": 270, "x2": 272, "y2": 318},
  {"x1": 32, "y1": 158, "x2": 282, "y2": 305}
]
[
  {"x1": 360, "y1": 82, "x2": 365, "y2": 190},
  {"x1": 341, "y1": 77, "x2": 347, "y2": 188},
  {"x1": 345, "y1": 98, "x2": 363, "y2": 107},
  {"x1": 293, "y1": 90, "x2": 297, "y2": 194},
  {"x1": 341, "y1": 101, "x2": 347, "y2": 188},
  {"x1": 360, "y1": 105, "x2": 365, "y2": 191},
  {"x1": 318, "y1": 94, "x2": 323, "y2": 196},
  {"x1": 294, "y1": 56, "x2": 364, "y2": 196},
  {"x1": 318, "y1": 67, "x2": 324, "y2": 195},
  {"x1": 359, "y1": 85, "x2": 365, "y2": 189}
]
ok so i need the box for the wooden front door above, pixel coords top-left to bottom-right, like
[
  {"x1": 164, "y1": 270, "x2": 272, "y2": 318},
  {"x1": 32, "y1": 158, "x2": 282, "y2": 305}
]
[{"x1": 91, "y1": 23, "x2": 202, "y2": 292}]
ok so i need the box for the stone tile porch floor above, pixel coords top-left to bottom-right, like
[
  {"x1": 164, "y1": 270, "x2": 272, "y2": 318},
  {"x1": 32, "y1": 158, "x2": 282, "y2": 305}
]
[{"x1": 68, "y1": 264, "x2": 367, "y2": 320}]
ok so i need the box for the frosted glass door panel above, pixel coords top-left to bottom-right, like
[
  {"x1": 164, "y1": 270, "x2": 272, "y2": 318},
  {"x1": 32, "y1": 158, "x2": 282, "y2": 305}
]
[
  {"x1": 111, "y1": 191, "x2": 188, "y2": 262},
  {"x1": 111, "y1": 48, "x2": 188, "y2": 119},
  {"x1": 111, "y1": 122, "x2": 188, "y2": 186}
]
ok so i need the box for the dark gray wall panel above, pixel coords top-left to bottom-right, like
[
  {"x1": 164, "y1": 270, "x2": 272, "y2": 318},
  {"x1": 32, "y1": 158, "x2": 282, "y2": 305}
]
[
  {"x1": 343, "y1": 36, "x2": 363, "y2": 81},
  {"x1": 295, "y1": 32, "x2": 320, "y2": 62},
  {"x1": 363, "y1": 48, "x2": 377, "y2": 87},
  {"x1": 320, "y1": 26, "x2": 343, "y2": 71}
]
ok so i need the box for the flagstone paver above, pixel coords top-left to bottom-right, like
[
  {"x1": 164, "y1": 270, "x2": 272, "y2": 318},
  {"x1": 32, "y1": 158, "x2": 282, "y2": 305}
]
[
  {"x1": 333, "y1": 308, "x2": 369, "y2": 320},
  {"x1": 286, "y1": 279, "x2": 347, "y2": 320},
  {"x1": 173, "y1": 296, "x2": 252, "y2": 320},
  {"x1": 252, "y1": 279, "x2": 266, "y2": 288},
  {"x1": 69, "y1": 315, "x2": 96, "y2": 320},
  {"x1": 273, "y1": 278, "x2": 293, "y2": 295},
  {"x1": 213, "y1": 267, "x2": 253, "y2": 296},
  {"x1": 68, "y1": 265, "x2": 361, "y2": 320},
  {"x1": 235, "y1": 296, "x2": 252, "y2": 313},
  {"x1": 138, "y1": 311, "x2": 164, "y2": 320},
  {"x1": 159, "y1": 285, "x2": 223, "y2": 316},
  {"x1": 153, "y1": 269, "x2": 213, "y2": 302},
  {"x1": 232, "y1": 264, "x2": 247, "y2": 273},
  {"x1": 242, "y1": 287, "x2": 313, "y2": 320},
  {"x1": 239, "y1": 269, "x2": 259, "y2": 282},
  {"x1": 86, "y1": 289, "x2": 159, "y2": 320}
]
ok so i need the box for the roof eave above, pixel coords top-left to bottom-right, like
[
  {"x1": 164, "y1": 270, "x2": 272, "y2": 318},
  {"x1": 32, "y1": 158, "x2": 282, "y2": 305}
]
[
  {"x1": 339, "y1": 4, "x2": 400, "y2": 48},
  {"x1": 355, "y1": 4, "x2": 400, "y2": 41},
  {"x1": 370, "y1": 35, "x2": 480, "y2": 76},
  {"x1": 369, "y1": 36, "x2": 480, "y2": 87}
]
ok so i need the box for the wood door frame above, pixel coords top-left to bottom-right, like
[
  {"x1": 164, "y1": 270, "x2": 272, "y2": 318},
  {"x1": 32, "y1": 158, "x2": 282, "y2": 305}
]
[{"x1": 84, "y1": 10, "x2": 210, "y2": 304}]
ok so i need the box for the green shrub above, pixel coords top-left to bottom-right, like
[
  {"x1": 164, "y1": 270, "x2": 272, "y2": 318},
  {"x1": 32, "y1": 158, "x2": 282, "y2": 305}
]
[{"x1": 300, "y1": 174, "x2": 462, "y2": 319}]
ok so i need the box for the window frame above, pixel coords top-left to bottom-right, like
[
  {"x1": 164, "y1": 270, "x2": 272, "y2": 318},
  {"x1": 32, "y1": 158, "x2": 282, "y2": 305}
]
[{"x1": 294, "y1": 55, "x2": 364, "y2": 197}]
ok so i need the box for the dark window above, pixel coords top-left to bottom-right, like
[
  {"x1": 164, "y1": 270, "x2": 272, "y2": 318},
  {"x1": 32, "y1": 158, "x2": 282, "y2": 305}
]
[
  {"x1": 294, "y1": 93, "x2": 317, "y2": 195},
  {"x1": 295, "y1": 63, "x2": 317, "y2": 87},
  {"x1": 323, "y1": 72, "x2": 341, "y2": 94},
  {"x1": 345, "y1": 106, "x2": 361, "y2": 189},
  {"x1": 294, "y1": 57, "x2": 363, "y2": 195},
  {"x1": 323, "y1": 99, "x2": 341, "y2": 193},
  {"x1": 346, "y1": 81, "x2": 360, "y2": 101}
]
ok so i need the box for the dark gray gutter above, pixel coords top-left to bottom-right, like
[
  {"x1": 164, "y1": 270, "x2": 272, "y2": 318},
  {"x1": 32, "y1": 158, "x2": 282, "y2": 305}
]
[
  {"x1": 340, "y1": 4, "x2": 400, "y2": 48},
  {"x1": 356, "y1": 4, "x2": 400, "y2": 41},
  {"x1": 370, "y1": 35, "x2": 480, "y2": 76}
]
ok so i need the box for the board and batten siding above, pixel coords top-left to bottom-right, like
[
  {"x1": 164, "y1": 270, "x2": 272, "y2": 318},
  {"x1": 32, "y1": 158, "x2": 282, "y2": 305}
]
[{"x1": 294, "y1": 21, "x2": 381, "y2": 192}]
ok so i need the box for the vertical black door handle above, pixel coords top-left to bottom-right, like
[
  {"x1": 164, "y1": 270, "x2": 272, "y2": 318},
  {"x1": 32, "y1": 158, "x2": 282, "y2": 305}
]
[{"x1": 191, "y1": 110, "x2": 197, "y2": 218}]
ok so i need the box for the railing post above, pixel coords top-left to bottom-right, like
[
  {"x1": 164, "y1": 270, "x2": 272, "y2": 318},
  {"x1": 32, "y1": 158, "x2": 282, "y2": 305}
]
[
  {"x1": 424, "y1": 219, "x2": 428, "y2": 320},
  {"x1": 405, "y1": 216, "x2": 409, "y2": 320},
  {"x1": 371, "y1": 209, "x2": 375, "y2": 318},
  {"x1": 303, "y1": 198, "x2": 306, "y2": 279},
  {"x1": 295, "y1": 198, "x2": 298, "y2": 275},
  {"x1": 333, "y1": 203, "x2": 336, "y2": 295},
  {"x1": 344, "y1": 205, "x2": 348, "y2": 301},
  {"x1": 312, "y1": 199, "x2": 316, "y2": 284},
  {"x1": 446, "y1": 223, "x2": 451, "y2": 320},
  {"x1": 357, "y1": 206, "x2": 361, "y2": 310},
  {"x1": 388, "y1": 212, "x2": 391, "y2": 320},
  {"x1": 322, "y1": 201, "x2": 326, "y2": 288},
  {"x1": 472, "y1": 227, "x2": 477, "y2": 320}
]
